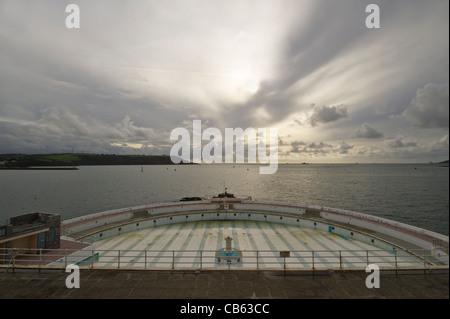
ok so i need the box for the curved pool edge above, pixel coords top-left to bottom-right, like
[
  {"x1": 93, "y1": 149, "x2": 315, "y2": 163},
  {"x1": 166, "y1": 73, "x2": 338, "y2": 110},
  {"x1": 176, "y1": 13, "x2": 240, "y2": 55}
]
[{"x1": 61, "y1": 197, "x2": 449, "y2": 264}]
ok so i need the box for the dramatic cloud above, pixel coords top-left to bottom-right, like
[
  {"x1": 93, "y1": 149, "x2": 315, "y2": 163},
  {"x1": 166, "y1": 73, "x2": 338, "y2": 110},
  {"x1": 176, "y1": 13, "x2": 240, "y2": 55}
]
[
  {"x1": 290, "y1": 141, "x2": 306, "y2": 153},
  {"x1": 307, "y1": 104, "x2": 349, "y2": 127},
  {"x1": 336, "y1": 142, "x2": 354, "y2": 154},
  {"x1": 402, "y1": 83, "x2": 449, "y2": 128},
  {"x1": 428, "y1": 135, "x2": 449, "y2": 156},
  {"x1": 293, "y1": 104, "x2": 349, "y2": 128},
  {"x1": 289, "y1": 141, "x2": 332, "y2": 155},
  {"x1": 388, "y1": 135, "x2": 418, "y2": 148},
  {"x1": 0, "y1": 0, "x2": 448, "y2": 162},
  {"x1": 0, "y1": 107, "x2": 162, "y2": 154},
  {"x1": 352, "y1": 123, "x2": 383, "y2": 139},
  {"x1": 375, "y1": 134, "x2": 449, "y2": 162}
]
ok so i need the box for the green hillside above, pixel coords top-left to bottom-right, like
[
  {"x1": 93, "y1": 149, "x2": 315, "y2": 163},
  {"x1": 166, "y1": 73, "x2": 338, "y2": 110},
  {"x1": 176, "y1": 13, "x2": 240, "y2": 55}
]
[{"x1": 0, "y1": 153, "x2": 184, "y2": 167}]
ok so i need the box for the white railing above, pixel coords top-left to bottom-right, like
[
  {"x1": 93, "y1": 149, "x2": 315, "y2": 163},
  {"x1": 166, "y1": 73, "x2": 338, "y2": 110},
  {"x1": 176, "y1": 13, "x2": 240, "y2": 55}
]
[{"x1": 1, "y1": 247, "x2": 448, "y2": 272}]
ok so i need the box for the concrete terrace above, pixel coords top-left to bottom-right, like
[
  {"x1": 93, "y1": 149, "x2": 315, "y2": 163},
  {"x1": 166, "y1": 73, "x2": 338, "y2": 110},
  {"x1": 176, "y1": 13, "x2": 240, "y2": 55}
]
[{"x1": 0, "y1": 268, "x2": 448, "y2": 299}]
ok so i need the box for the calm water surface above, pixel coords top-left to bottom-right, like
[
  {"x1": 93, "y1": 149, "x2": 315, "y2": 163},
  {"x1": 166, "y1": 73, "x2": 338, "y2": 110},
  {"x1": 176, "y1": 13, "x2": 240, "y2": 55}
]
[{"x1": 0, "y1": 164, "x2": 448, "y2": 235}]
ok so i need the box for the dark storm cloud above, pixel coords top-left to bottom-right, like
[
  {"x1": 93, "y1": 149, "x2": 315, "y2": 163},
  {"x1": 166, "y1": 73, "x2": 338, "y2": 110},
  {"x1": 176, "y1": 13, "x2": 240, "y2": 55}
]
[
  {"x1": 308, "y1": 104, "x2": 349, "y2": 127},
  {"x1": 352, "y1": 123, "x2": 383, "y2": 139},
  {"x1": 336, "y1": 142, "x2": 354, "y2": 154},
  {"x1": 289, "y1": 139, "x2": 354, "y2": 156},
  {"x1": 289, "y1": 140, "x2": 332, "y2": 155},
  {"x1": 402, "y1": 83, "x2": 449, "y2": 129},
  {"x1": 388, "y1": 135, "x2": 418, "y2": 148},
  {"x1": 0, "y1": 107, "x2": 162, "y2": 154},
  {"x1": 289, "y1": 141, "x2": 306, "y2": 153}
]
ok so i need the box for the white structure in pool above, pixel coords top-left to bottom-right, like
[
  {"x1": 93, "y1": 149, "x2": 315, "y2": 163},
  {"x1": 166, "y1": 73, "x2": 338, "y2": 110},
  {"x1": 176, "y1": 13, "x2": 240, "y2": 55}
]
[{"x1": 58, "y1": 191, "x2": 448, "y2": 271}]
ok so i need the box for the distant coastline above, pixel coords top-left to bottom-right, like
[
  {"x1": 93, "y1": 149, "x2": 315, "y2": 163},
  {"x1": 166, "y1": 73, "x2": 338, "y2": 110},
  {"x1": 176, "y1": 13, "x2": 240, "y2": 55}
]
[
  {"x1": 431, "y1": 159, "x2": 449, "y2": 167},
  {"x1": 0, "y1": 153, "x2": 448, "y2": 168},
  {"x1": 0, "y1": 167, "x2": 79, "y2": 170},
  {"x1": 0, "y1": 153, "x2": 188, "y2": 168}
]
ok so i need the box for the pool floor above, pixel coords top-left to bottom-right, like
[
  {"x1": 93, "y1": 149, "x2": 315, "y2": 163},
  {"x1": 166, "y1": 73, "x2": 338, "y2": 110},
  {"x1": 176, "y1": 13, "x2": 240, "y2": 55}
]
[{"x1": 90, "y1": 220, "x2": 423, "y2": 269}]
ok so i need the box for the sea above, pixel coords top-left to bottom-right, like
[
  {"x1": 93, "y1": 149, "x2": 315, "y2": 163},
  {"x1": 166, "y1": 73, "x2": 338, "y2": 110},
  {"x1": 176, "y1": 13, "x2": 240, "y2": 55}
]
[{"x1": 0, "y1": 163, "x2": 448, "y2": 236}]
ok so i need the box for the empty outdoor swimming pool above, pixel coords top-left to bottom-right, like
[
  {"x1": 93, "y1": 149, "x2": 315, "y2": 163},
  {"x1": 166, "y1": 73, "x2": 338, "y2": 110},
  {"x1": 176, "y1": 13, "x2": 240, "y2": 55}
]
[{"x1": 88, "y1": 220, "x2": 422, "y2": 270}]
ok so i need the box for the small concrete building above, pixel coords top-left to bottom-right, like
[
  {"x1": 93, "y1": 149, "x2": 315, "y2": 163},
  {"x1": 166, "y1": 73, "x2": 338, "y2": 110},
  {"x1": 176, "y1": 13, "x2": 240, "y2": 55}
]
[{"x1": 0, "y1": 212, "x2": 61, "y2": 262}]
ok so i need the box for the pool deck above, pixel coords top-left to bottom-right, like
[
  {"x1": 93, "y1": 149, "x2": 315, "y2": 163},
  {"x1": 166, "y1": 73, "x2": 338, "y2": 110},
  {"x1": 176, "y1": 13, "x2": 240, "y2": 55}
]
[{"x1": 0, "y1": 268, "x2": 448, "y2": 300}]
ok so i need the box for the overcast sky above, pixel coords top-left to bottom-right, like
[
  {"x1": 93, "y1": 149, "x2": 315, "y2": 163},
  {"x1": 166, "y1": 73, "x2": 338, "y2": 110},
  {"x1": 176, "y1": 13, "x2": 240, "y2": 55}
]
[{"x1": 0, "y1": 0, "x2": 448, "y2": 163}]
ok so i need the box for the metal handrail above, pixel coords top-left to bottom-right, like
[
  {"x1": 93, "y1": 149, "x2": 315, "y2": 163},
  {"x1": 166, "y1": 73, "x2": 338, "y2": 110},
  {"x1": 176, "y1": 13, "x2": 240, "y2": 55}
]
[{"x1": 1, "y1": 247, "x2": 448, "y2": 271}]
